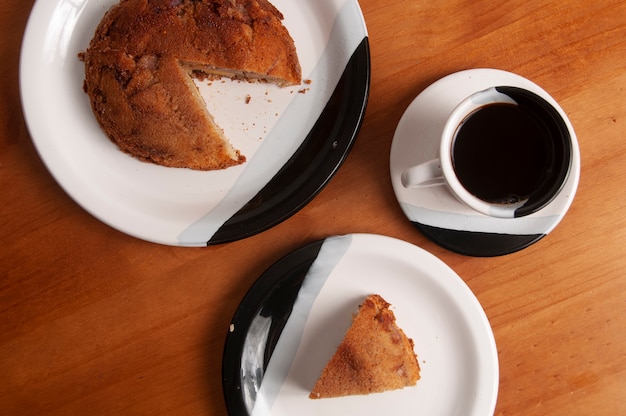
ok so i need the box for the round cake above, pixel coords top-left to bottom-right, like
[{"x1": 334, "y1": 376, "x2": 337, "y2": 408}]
[{"x1": 82, "y1": 0, "x2": 301, "y2": 170}]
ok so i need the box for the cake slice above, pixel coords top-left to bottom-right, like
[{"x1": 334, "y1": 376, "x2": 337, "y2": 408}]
[{"x1": 309, "y1": 294, "x2": 420, "y2": 399}]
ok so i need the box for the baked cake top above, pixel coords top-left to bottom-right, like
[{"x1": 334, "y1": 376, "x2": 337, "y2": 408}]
[
  {"x1": 82, "y1": 0, "x2": 301, "y2": 170},
  {"x1": 309, "y1": 294, "x2": 421, "y2": 399}
]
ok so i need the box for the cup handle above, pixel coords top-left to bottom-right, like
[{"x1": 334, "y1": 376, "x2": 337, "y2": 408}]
[{"x1": 401, "y1": 159, "x2": 444, "y2": 188}]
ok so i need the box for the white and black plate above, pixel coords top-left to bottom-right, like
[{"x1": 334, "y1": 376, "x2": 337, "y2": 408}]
[
  {"x1": 223, "y1": 234, "x2": 499, "y2": 415},
  {"x1": 20, "y1": 0, "x2": 369, "y2": 246},
  {"x1": 390, "y1": 69, "x2": 580, "y2": 256}
]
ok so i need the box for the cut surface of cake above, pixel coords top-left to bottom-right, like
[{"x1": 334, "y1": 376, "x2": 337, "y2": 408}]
[
  {"x1": 82, "y1": 0, "x2": 301, "y2": 170},
  {"x1": 309, "y1": 294, "x2": 420, "y2": 399}
]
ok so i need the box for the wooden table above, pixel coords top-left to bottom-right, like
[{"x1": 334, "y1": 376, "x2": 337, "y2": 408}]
[{"x1": 2, "y1": 0, "x2": 625, "y2": 414}]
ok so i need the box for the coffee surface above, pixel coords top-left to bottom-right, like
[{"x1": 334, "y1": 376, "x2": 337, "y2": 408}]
[{"x1": 452, "y1": 103, "x2": 551, "y2": 204}]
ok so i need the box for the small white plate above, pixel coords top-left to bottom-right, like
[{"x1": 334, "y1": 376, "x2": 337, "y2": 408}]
[
  {"x1": 20, "y1": 0, "x2": 369, "y2": 246},
  {"x1": 223, "y1": 234, "x2": 499, "y2": 415},
  {"x1": 390, "y1": 69, "x2": 580, "y2": 256}
]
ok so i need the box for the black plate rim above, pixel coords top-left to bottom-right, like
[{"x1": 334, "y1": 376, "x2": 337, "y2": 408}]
[
  {"x1": 222, "y1": 238, "x2": 325, "y2": 415},
  {"x1": 208, "y1": 38, "x2": 371, "y2": 245},
  {"x1": 414, "y1": 222, "x2": 545, "y2": 257}
]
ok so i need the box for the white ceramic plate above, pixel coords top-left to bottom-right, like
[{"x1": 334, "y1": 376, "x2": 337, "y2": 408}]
[
  {"x1": 223, "y1": 234, "x2": 499, "y2": 415},
  {"x1": 20, "y1": 0, "x2": 369, "y2": 246}
]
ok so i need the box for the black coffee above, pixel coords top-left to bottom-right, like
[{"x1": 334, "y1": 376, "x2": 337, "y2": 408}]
[{"x1": 452, "y1": 103, "x2": 551, "y2": 205}]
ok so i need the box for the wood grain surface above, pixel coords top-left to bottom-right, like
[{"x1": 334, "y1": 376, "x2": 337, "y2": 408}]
[{"x1": 1, "y1": 0, "x2": 625, "y2": 415}]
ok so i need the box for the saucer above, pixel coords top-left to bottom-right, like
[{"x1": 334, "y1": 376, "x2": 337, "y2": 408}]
[{"x1": 390, "y1": 69, "x2": 580, "y2": 256}]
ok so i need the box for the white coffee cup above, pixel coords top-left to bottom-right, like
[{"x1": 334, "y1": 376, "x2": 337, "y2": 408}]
[{"x1": 401, "y1": 86, "x2": 573, "y2": 218}]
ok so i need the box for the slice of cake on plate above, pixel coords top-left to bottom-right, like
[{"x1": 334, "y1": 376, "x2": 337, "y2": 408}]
[{"x1": 309, "y1": 294, "x2": 420, "y2": 399}]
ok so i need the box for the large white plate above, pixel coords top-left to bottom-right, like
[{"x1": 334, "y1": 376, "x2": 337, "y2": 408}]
[
  {"x1": 223, "y1": 234, "x2": 499, "y2": 415},
  {"x1": 20, "y1": 0, "x2": 369, "y2": 246}
]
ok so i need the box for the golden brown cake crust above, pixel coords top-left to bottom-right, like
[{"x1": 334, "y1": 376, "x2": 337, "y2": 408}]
[
  {"x1": 309, "y1": 294, "x2": 421, "y2": 399},
  {"x1": 82, "y1": 0, "x2": 301, "y2": 170}
]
